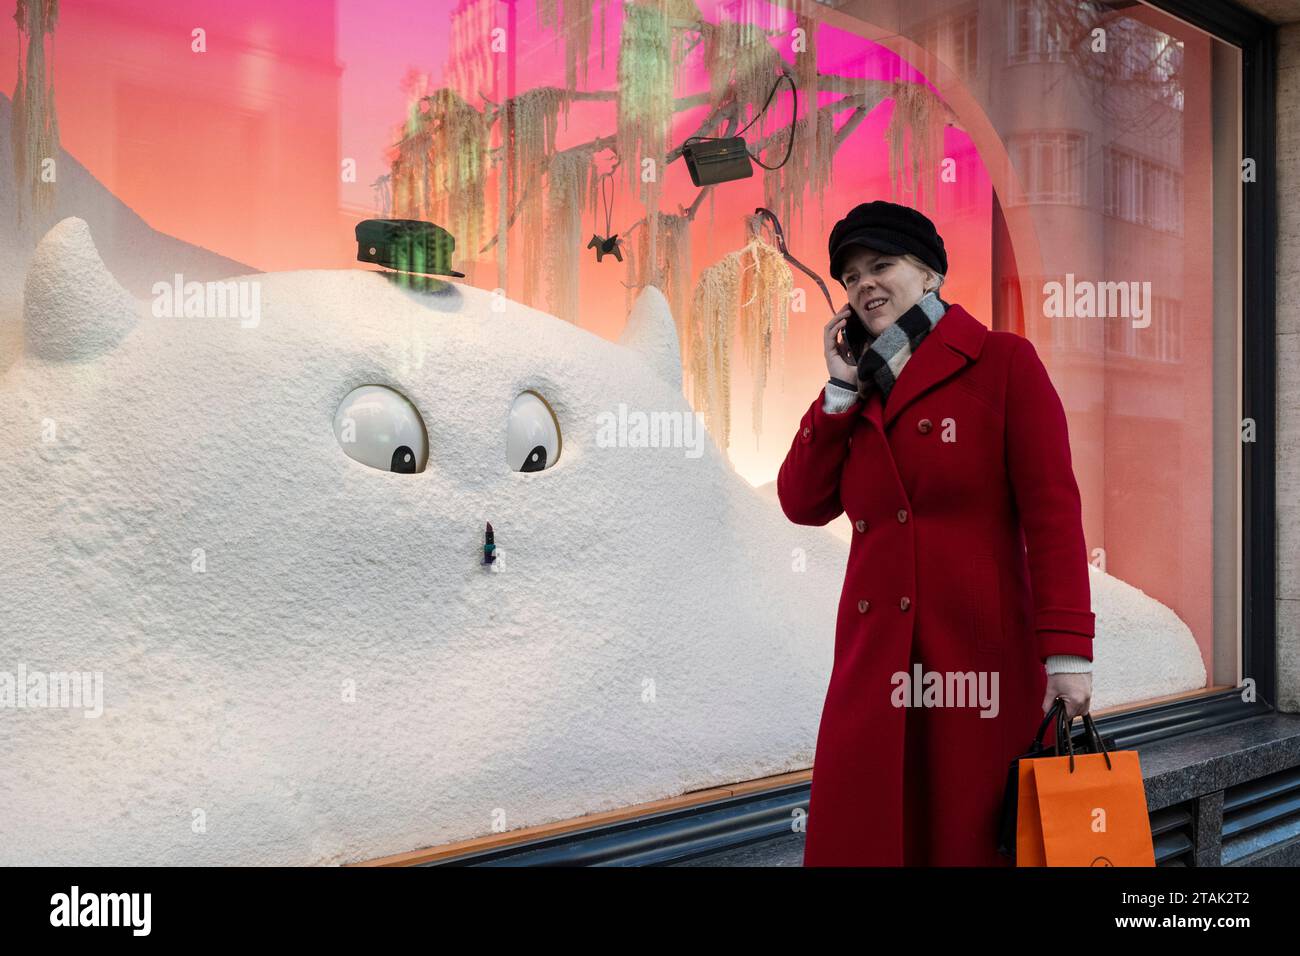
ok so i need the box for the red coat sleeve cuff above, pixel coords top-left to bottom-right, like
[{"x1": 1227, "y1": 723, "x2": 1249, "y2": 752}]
[
  {"x1": 1038, "y1": 631, "x2": 1094, "y2": 661},
  {"x1": 1036, "y1": 607, "x2": 1094, "y2": 662},
  {"x1": 1036, "y1": 606, "x2": 1095, "y2": 636}
]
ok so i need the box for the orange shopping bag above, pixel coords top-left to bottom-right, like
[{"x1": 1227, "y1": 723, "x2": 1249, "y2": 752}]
[{"x1": 1016, "y1": 710, "x2": 1155, "y2": 867}]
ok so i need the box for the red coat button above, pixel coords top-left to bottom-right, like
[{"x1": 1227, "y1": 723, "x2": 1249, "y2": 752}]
[
  {"x1": 855, "y1": 519, "x2": 867, "y2": 533},
  {"x1": 802, "y1": 427, "x2": 811, "y2": 438},
  {"x1": 900, "y1": 596, "x2": 911, "y2": 611},
  {"x1": 897, "y1": 509, "x2": 908, "y2": 523},
  {"x1": 858, "y1": 599, "x2": 870, "y2": 613},
  {"x1": 917, "y1": 418, "x2": 932, "y2": 433}
]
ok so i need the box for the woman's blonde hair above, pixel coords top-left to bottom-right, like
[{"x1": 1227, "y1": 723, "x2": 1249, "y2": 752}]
[
  {"x1": 837, "y1": 249, "x2": 946, "y2": 294},
  {"x1": 898, "y1": 252, "x2": 946, "y2": 294}
]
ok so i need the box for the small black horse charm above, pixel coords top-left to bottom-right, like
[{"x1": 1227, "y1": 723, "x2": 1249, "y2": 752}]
[{"x1": 587, "y1": 234, "x2": 623, "y2": 263}]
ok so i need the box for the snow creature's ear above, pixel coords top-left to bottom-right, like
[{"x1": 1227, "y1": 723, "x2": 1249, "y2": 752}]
[
  {"x1": 23, "y1": 217, "x2": 137, "y2": 361},
  {"x1": 618, "y1": 284, "x2": 682, "y2": 391}
]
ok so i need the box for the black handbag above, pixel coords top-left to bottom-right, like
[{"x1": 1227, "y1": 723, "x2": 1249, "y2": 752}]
[
  {"x1": 681, "y1": 136, "x2": 754, "y2": 187},
  {"x1": 996, "y1": 698, "x2": 1117, "y2": 859}
]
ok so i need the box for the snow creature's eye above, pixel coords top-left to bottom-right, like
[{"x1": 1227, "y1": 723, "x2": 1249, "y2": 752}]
[
  {"x1": 508, "y1": 390, "x2": 561, "y2": 472},
  {"x1": 333, "y1": 385, "x2": 429, "y2": 474}
]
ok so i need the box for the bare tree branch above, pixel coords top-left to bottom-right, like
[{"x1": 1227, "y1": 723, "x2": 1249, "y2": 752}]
[{"x1": 474, "y1": 76, "x2": 936, "y2": 256}]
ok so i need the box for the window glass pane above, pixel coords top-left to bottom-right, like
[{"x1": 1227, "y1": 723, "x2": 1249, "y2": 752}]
[{"x1": 0, "y1": 0, "x2": 1243, "y2": 779}]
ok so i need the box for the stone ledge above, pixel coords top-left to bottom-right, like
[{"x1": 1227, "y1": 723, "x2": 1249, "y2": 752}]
[{"x1": 1138, "y1": 712, "x2": 1300, "y2": 812}]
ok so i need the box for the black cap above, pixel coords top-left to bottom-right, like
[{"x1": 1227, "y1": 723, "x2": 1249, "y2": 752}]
[{"x1": 827, "y1": 201, "x2": 947, "y2": 284}]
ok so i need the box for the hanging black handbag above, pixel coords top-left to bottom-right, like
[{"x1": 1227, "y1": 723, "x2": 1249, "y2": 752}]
[
  {"x1": 996, "y1": 698, "x2": 1117, "y2": 859},
  {"x1": 681, "y1": 136, "x2": 754, "y2": 186}
]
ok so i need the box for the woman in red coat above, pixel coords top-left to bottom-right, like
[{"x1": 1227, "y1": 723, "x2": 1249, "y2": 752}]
[{"x1": 778, "y1": 202, "x2": 1095, "y2": 866}]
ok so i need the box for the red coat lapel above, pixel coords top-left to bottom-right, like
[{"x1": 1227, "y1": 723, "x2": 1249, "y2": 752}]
[{"x1": 863, "y1": 302, "x2": 989, "y2": 431}]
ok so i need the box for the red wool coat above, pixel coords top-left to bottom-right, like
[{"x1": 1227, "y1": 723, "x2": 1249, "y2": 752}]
[{"x1": 777, "y1": 302, "x2": 1095, "y2": 866}]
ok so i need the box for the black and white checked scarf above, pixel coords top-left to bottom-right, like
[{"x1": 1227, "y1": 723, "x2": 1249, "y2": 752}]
[{"x1": 855, "y1": 290, "x2": 950, "y2": 399}]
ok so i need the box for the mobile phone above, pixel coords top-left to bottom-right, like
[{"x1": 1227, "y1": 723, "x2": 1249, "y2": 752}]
[{"x1": 840, "y1": 302, "x2": 868, "y2": 364}]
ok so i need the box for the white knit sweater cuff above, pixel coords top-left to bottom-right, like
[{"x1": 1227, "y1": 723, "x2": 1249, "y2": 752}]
[
  {"x1": 1045, "y1": 654, "x2": 1093, "y2": 674},
  {"x1": 823, "y1": 381, "x2": 860, "y2": 414}
]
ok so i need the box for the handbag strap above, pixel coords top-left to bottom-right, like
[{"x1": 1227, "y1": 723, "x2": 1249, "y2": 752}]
[
  {"x1": 1054, "y1": 700, "x2": 1070, "y2": 754},
  {"x1": 1062, "y1": 711, "x2": 1114, "y2": 773},
  {"x1": 1031, "y1": 697, "x2": 1068, "y2": 751},
  {"x1": 1081, "y1": 713, "x2": 1114, "y2": 770},
  {"x1": 1055, "y1": 703, "x2": 1076, "y2": 770}
]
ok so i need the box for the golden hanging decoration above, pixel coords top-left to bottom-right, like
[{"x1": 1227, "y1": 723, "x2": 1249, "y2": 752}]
[
  {"x1": 763, "y1": 10, "x2": 835, "y2": 239},
  {"x1": 12, "y1": 0, "x2": 60, "y2": 229},
  {"x1": 885, "y1": 78, "x2": 944, "y2": 216},
  {"x1": 447, "y1": 0, "x2": 496, "y2": 108},
  {"x1": 623, "y1": 209, "x2": 693, "y2": 345},
  {"x1": 685, "y1": 215, "x2": 792, "y2": 452},
  {"x1": 543, "y1": 146, "x2": 598, "y2": 323},
  {"x1": 615, "y1": 3, "x2": 672, "y2": 201},
  {"x1": 390, "y1": 82, "x2": 492, "y2": 281},
  {"x1": 701, "y1": 14, "x2": 778, "y2": 126},
  {"x1": 760, "y1": 108, "x2": 836, "y2": 256},
  {"x1": 616, "y1": 0, "x2": 675, "y2": 283},
  {"x1": 536, "y1": 0, "x2": 615, "y2": 94},
  {"x1": 511, "y1": 86, "x2": 573, "y2": 303}
]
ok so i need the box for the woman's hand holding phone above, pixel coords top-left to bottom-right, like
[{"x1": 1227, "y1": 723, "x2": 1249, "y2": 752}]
[{"x1": 824, "y1": 306, "x2": 860, "y2": 382}]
